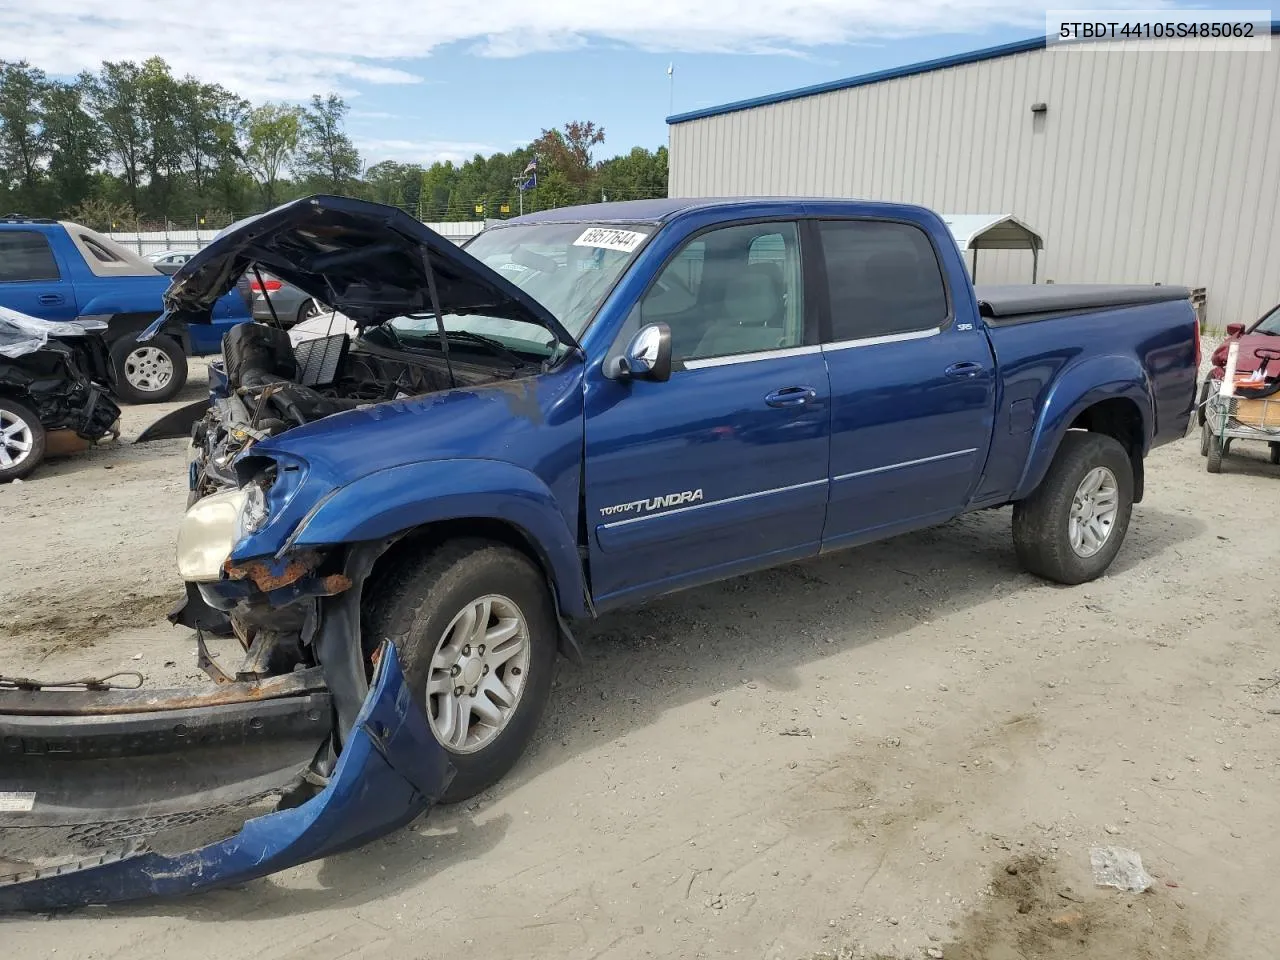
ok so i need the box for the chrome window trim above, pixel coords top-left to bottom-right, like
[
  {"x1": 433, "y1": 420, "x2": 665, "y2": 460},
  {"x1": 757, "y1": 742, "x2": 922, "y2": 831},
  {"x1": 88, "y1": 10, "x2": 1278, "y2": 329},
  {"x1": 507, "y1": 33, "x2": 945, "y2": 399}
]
[
  {"x1": 683, "y1": 343, "x2": 822, "y2": 369},
  {"x1": 822, "y1": 327, "x2": 941, "y2": 351},
  {"x1": 599, "y1": 478, "x2": 828, "y2": 529},
  {"x1": 832, "y1": 447, "x2": 978, "y2": 482}
]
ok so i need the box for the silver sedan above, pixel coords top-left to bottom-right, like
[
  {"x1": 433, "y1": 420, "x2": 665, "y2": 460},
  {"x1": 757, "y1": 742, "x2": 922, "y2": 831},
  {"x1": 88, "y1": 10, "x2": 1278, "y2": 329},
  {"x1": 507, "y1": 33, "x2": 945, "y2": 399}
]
[{"x1": 249, "y1": 273, "x2": 326, "y2": 326}]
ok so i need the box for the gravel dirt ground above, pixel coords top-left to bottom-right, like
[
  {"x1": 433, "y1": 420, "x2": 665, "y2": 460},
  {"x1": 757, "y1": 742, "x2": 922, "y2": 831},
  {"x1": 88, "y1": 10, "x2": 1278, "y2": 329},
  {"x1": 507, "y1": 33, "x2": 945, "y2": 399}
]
[{"x1": 2, "y1": 350, "x2": 1278, "y2": 960}]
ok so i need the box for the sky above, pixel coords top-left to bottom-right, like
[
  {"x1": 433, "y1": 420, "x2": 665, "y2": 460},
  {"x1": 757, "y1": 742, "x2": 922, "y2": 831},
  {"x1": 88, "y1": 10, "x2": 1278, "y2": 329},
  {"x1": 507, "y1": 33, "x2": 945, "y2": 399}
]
[{"x1": 0, "y1": 1, "x2": 1258, "y2": 167}]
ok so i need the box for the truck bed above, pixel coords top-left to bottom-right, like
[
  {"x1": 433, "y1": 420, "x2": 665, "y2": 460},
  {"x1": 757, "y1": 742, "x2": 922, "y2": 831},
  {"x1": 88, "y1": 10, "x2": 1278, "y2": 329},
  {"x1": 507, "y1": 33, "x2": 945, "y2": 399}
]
[
  {"x1": 975, "y1": 284, "x2": 1191, "y2": 324},
  {"x1": 970, "y1": 289, "x2": 1199, "y2": 508}
]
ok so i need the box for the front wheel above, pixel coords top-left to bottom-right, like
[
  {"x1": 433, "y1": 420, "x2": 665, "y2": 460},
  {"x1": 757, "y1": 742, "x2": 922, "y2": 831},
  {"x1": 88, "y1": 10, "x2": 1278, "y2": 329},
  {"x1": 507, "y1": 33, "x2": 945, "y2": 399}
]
[
  {"x1": 110, "y1": 333, "x2": 188, "y2": 404},
  {"x1": 363, "y1": 540, "x2": 558, "y2": 803},
  {"x1": 0, "y1": 398, "x2": 46, "y2": 482},
  {"x1": 1197, "y1": 379, "x2": 1213, "y2": 427},
  {"x1": 1271, "y1": 443, "x2": 1280, "y2": 466},
  {"x1": 1012, "y1": 432, "x2": 1134, "y2": 585}
]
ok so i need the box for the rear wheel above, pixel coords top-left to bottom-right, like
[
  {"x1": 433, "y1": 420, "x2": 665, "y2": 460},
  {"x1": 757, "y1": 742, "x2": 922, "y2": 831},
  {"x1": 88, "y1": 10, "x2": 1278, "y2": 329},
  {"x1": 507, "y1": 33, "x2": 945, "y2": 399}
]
[
  {"x1": 1206, "y1": 432, "x2": 1224, "y2": 473},
  {"x1": 295, "y1": 299, "x2": 322, "y2": 325},
  {"x1": 1200, "y1": 421, "x2": 1211, "y2": 457},
  {"x1": 362, "y1": 539, "x2": 558, "y2": 803},
  {"x1": 111, "y1": 333, "x2": 188, "y2": 404},
  {"x1": 1270, "y1": 443, "x2": 1280, "y2": 466},
  {"x1": 1012, "y1": 432, "x2": 1134, "y2": 585},
  {"x1": 0, "y1": 398, "x2": 45, "y2": 482}
]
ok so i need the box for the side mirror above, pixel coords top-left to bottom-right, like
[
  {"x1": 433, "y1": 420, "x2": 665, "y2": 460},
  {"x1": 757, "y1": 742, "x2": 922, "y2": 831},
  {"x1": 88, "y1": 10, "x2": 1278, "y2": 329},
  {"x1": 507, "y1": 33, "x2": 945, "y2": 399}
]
[
  {"x1": 1226, "y1": 322, "x2": 1246, "y2": 337},
  {"x1": 605, "y1": 323, "x2": 672, "y2": 382}
]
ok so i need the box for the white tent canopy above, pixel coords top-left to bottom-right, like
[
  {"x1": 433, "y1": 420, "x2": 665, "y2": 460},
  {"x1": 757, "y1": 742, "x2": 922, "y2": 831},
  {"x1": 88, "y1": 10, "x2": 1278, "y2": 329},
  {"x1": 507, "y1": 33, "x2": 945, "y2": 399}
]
[{"x1": 940, "y1": 214, "x2": 1044, "y2": 283}]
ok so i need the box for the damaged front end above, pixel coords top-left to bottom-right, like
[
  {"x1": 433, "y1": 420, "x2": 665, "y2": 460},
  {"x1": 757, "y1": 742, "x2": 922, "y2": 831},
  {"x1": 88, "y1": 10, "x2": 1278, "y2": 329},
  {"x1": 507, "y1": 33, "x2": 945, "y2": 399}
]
[
  {"x1": 1, "y1": 196, "x2": 580, "y2": 908},
  {"x1": 0, "y1": 311, "x2": 121, "y2": 468},
  {"x1": 0, "y1": 508, "x2": 453, "y2": 910},
  {"x1": 0, "y1": 643, "x2": 451, "y2": 911}
]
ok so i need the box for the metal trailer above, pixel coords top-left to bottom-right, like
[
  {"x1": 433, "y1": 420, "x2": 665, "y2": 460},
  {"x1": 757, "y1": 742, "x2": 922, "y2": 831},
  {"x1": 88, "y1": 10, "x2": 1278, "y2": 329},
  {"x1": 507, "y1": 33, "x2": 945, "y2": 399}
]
[{"x1": 1201, "y1": 340, "x2": 1280, "y2": 473}]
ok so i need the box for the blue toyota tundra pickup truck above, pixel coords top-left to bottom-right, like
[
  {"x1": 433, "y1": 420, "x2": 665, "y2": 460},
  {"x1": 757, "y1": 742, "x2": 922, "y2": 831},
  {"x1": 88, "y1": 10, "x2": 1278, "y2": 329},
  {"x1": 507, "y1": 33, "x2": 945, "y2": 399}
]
[
  {"x1": 0, "y1": 216, "x2": 250, "y2": 402},
  {"x1": 0, "y1": 195, "x2": 1198, "y2": 908}
]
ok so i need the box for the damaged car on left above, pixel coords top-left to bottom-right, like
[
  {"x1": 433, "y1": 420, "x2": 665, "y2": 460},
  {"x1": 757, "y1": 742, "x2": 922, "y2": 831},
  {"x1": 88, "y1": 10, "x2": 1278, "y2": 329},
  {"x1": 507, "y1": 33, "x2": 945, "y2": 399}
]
[{"x1": 0, "y1": 307, "x2": 121, "y2": 482}]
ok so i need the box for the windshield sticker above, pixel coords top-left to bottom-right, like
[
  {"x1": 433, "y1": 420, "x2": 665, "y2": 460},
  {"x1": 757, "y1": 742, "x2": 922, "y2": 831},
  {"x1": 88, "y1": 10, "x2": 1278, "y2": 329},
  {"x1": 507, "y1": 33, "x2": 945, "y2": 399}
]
[{"x1": 573, "y1": 227, "x2": 646, "y2": 254}]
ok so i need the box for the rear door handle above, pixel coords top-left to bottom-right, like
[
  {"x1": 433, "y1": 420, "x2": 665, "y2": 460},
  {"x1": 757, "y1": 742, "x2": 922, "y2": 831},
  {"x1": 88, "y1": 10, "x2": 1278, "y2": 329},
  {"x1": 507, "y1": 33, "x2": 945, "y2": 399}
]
[
  {"x1": 945, "y1": 361, "x2": 984, "y2": 379},
  {"x1": 38, "y1": 294, "x2": 64, "y2": 305},
  {"x1": 765, "y1": 385, "x2": 818, "y2": 408}
]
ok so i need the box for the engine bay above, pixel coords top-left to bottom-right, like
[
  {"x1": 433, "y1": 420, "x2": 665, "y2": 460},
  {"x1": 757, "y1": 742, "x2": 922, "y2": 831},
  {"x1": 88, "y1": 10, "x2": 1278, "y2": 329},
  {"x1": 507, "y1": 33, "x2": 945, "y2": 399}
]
[{"x1": 189, "y1": 320, "x2": 529, "y2": 499}]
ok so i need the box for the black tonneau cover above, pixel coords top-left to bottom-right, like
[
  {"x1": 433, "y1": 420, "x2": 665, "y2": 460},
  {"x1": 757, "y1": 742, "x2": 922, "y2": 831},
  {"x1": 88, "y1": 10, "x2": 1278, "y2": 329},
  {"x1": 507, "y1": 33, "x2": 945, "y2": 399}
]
[{"x1": 975, "y1": 284, "x2": 1190, "y2": 319}]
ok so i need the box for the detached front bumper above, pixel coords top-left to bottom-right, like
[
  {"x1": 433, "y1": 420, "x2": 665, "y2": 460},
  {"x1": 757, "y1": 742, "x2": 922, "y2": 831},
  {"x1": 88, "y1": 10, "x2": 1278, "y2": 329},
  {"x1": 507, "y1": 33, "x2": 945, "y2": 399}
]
[{"x1": 0, "y1": 643, "x2": 450, "y2": 912}]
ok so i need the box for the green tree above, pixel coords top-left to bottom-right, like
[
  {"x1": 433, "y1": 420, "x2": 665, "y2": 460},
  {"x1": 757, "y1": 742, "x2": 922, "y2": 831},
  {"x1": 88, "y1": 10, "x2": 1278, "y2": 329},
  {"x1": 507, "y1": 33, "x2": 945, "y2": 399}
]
[
  {"x1": 419, "y1": 161, "x2": 457, "y2": 219},
  {"x1": 176, "y1": 77, "x2": 246, "y2": 211},
  {"x1": 363, "y1": 160, "x2": 423, "y2": 209},
  {"x1": 65, "y1": 197, "x2": 137, "y2": 231},
  {"x1": 531, "y1": 120, "x2": 605, "y2": 187},
  {"x1": 138, "y1": 57, "x2": 184, "y2": 216},
  {"x1": 243, "y1": 102, "x2": 302, "y2": 207},
  {"x1": 84, "y1": 61, "x2": 148, "y2": 212},
  {"x1": 43, "y1": 79, "x2": 101, "y2": 213},
  {"x1": 0, "y1": 61, "x2": 51, "y2": 207},
  {"x1": 297, "y1": 94, "x2": 361, "y2": 193},
  {"x1": 597, "y1": 146, "x2": 668, "y2": 201}
]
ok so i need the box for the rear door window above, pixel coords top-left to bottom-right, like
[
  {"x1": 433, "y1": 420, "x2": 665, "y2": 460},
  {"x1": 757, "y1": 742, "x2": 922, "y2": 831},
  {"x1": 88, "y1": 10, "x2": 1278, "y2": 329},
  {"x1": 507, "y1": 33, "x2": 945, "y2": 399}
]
[
  {"x1": 0, "y1": 230, "x2": 60, "y2": 282},
  {"x1": 817, "y1": 220, "x2": 949, "y2": 342}
]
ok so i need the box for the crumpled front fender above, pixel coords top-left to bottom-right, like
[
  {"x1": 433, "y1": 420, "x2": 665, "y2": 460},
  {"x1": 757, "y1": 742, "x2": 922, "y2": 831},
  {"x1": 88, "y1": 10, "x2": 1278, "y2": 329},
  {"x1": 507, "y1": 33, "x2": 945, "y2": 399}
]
[{"x1": 0, "y1": 644, "x2": 451, "y2": 912}]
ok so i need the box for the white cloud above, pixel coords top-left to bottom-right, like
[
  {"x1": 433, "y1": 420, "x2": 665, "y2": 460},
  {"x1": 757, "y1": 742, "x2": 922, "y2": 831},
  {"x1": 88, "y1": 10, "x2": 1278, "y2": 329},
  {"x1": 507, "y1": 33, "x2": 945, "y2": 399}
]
[
  {"x1": 357, "y1": 138, "x2": 494, "y2": 165},
  {"x1": 0, "y1": 1, "x2": 1164, "y2": 100}
]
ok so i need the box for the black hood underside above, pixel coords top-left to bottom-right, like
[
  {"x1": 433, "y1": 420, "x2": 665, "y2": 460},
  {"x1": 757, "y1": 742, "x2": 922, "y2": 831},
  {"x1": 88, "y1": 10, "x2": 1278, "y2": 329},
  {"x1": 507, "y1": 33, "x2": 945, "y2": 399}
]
[{"x1": 160, "y1": 195, "x2": 576, "y2": 348}]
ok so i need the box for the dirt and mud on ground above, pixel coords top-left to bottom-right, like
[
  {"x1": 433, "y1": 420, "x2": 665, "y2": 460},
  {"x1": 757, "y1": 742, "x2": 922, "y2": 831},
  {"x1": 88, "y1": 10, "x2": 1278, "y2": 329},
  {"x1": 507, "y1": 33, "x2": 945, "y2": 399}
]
[{"x1": 2, "y1": 357, "x2": 1277, "y2": 959}]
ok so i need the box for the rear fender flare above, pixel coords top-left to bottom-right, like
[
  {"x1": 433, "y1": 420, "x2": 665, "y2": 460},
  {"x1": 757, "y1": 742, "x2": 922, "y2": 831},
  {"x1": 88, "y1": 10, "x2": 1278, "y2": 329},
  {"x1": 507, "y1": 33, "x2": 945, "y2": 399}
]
[
  {"x1": 288, "y1": 459, "x2": 590, "y2": 619},
  {"x1": 1014, "y1": 356, "x2": 1152, "y2": 501}
]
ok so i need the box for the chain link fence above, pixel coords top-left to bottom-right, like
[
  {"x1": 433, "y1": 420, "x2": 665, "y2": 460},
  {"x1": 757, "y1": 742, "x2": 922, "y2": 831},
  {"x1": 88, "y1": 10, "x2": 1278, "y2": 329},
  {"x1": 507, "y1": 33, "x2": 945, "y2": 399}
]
[{"x1": 104, "y1": 217, "x2": 485, "y2": 257}]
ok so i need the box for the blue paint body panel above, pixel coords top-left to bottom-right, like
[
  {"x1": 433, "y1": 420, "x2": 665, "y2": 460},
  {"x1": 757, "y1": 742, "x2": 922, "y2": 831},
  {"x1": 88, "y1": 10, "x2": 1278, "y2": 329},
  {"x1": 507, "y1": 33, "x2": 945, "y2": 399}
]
[
  {"x1": 0, "y1": 222, "x2": 249, "y2": 355},
  {"x1": 209, "y1": 197, "x2": 1195, "y2": 617},
  {"x1": 0, "y1": 197, "x2": 1199, "y2": 910},
  {"x1": 0, "y1": 645, "x2": 450, "y2": 912}
]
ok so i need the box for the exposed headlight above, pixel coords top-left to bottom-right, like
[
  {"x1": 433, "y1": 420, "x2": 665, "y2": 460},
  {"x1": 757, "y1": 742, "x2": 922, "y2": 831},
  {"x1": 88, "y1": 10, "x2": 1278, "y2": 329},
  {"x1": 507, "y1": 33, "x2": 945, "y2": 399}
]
[
  {"x1": 176, "y1": 484, "x2": 270, "y2": 582},
  {"x1": 240, "y1": 482, "x2": 269, "y2": 534}
]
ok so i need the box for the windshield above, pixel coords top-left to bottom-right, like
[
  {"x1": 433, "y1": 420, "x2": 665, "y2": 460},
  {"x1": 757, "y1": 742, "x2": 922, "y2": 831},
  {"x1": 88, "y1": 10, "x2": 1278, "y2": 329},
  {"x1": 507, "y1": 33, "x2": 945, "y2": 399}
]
[
  {"x1": 1254, "y1": 304, "x2": 1280, "y2": 335},
  {"x1": 386, "y1": 221, "x2": 654, "y2": 357}
]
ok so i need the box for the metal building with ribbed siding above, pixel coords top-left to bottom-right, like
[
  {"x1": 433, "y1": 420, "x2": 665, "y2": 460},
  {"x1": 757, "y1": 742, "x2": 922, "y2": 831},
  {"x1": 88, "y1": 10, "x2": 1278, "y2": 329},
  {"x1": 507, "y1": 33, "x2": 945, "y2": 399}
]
[{"x1": 667, "y1": 31, "x2": 1280, "y2": 329}]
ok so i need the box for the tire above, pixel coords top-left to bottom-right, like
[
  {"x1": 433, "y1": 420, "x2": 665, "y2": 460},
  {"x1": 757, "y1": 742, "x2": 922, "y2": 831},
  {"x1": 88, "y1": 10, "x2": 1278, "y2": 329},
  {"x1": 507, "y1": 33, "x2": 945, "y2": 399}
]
[
  {"x1": 0, "y1": 397, "x2": 46, "y2": 483},
  {"x1": 1206, "y1": 432, "x2": 1224, "y2": 474},
  {"x1": 1271, "y1": 443, "x2": 1280, "y2": 466},
  {"x1": 295, "y1": 299, "x2": 322, "y2": 325},
  {"x1": 363, "y1": 539, "x2": 558, "y2": 803},
  {"x1": 1012, "y1": 432, "x2": 1134, "y2": 585},
  {"x1": 1200, "y1": 421, "x2": 1210, "y2": 457},
  {"x1": 110, "y1": 333, "x2": 188, "y2": 404},
  {"x1": 1197, "y1": 379, "x2": 1212, "y2": 427}
]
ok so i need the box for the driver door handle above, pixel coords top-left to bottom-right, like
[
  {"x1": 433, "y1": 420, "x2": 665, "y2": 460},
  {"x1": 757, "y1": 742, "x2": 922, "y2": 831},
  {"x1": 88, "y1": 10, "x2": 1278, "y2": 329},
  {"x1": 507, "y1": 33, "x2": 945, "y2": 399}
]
[
  {"x1": 765, "y1": 385, "x2": 818, "y2": 408},
  {"x1": 945, "y1": 361, "x2": 984, "y2": 379}
]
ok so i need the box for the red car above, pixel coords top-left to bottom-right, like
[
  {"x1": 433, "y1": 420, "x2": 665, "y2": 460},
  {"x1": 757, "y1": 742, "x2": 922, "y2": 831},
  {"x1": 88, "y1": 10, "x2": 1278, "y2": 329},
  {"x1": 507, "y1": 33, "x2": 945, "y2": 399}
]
[{"x1": 1199, "y1": 301, "x2": 1280, "y2": 419}]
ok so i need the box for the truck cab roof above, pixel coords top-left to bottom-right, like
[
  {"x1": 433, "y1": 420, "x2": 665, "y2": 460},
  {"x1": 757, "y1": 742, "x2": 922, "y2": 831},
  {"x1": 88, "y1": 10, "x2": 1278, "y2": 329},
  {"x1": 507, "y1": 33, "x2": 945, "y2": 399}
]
[{"x1": 505, "y1": 196, "x2": 913, "y2": 226}]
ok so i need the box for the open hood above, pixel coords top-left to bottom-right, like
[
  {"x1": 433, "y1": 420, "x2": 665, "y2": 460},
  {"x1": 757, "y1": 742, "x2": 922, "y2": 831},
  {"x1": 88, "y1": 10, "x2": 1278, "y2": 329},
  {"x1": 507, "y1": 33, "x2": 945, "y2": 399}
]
[{"x1": 155, "y1": 195, "x2": 577, "y2": 349}]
